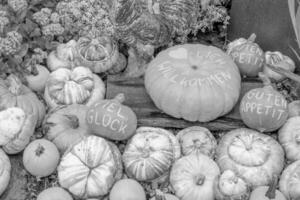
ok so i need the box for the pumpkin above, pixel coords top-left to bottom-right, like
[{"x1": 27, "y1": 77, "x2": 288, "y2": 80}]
[
  {"x1": 107, "y1": 53, "x2": 127, "y2": 75},
  {"x1": 263, "y1": 51, "x2": 295, "y2": 82},
  {"x1": 170, "y1": 153, "x2": 220, "y2": 200},
  {"x1": 240, "y1": 72, "x2": 288, "y2": 132},
  {"x1": 23, "y1": 139, "x2": 60, "y2": 177},
  {"x1": 214, "y1": 170, "x2": 251, "y2": 200},
  {"x1": 227, "y1": 33, "x2": 264, "y2": 77},
  {"x1": 145, "y1": 44, "x2": 241, "y2": 122},
  {"x1": 0, "y1": 107, "x2": 35, "y2": 154},
  {"x1": 37, "y1": 187, "x2": 73, "y2": 200},
  {"x1": 279, "y1": 160, "x2": 300, "y2": 200},
  {"x1": 43, "y1": 104, "x2": 90, "y2": 153},
  {"x1": 0, "y1": 74, "x2": 46, "y2": 127},
  {"x1": 25, "y1": 64, "x2": 50, "y2": 92},
  {"x1": 76, "y1": 35, "x2": 127, "y2": 73},
  {"x1": 288, "y1": 100, "x2": 300, "y2": 118},
  {"x1": 216, "y1": 128, "x2": 285, "y2": 187},
  {"x1": 47, "y1": 40, "x2": 77, "y2": 71},
  {"x1": 0, "y1": 148, "x2": 11, "y2": 196},
  {"x1": 58, "y1": 135, "x2": 123, "y2": 199},
  {"x1": 44, "y1": 66, "x2": 105, "y2": 109},
  {"x1": 122, "y1": 127, "x2": 181, "y2": 182},
  {"x1": 109, "y1": 179, "x2": 146, "y2": 200},
  {"x1": 176, "y1": 126, "x2": 217, "y2": 158},
  {"x1": 278, "y1": 116, "x2": 300, "y2": 162},
  {"x1": 86, "y1": 93, "x2": 137, "y2": 141}
]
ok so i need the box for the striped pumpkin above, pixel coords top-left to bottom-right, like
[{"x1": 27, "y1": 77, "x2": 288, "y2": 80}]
[
  {"x1": 58, "y1": 135, "x2": 122, "y2": 199},
  {"x1": 122, "y1": 127, "x2": 181, "y2": 182},
  {"x1": 44, "y1": 66, "x2": 105, "y2": 109}
]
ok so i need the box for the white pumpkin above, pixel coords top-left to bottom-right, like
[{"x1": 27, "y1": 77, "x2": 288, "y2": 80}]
[{"x1": 0, "y1": 148, "x2": 10, "y2": 196}]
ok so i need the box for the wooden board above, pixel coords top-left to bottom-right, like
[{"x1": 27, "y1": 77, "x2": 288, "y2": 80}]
[{"x1": 106, "y1": 76, "x2": 263, "y2": 131}]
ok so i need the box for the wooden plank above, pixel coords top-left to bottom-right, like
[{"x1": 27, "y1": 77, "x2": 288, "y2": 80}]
[{"x1": 106, "y1": 76, "x2": 263, "y2": 131}]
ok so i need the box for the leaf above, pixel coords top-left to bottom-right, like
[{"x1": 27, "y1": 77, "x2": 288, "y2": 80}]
[
  {"x1": 16, "y1": 43, "x2": 29, "y2": 58},
  {"x1": 288, "y1": 0, "x2": 300, "y2": 46}
]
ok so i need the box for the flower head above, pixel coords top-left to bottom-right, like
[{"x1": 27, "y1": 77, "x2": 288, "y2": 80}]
[
  {"x1": 7, "y1": 0, "x2": 28, "y2": 12},
  {"x1": 42, "y1": 23, "x2": 64, "y2": 36},
  {"x1": 33, "y1": 8, "x2": 52, "y2": 26},
  {"x1": 0, "y1": 31, "x2": 23, "y2": 55}
]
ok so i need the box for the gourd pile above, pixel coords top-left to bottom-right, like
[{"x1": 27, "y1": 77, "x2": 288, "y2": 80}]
[{"x1": 0, "y1": 1, "x2": 300, "y2": 200}]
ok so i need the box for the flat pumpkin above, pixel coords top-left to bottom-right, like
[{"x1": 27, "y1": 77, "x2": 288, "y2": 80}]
[
  {"x1": 0, "y1": 148, "x2": 11, "y2": 196},
  {"x1": 145, "y1": 44, "x2": 241, "y2": 122}
]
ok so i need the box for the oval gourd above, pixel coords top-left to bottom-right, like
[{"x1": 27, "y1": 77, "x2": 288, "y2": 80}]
[
  {"x1": 240, "y1": 73, "x2": 288, "y2": 132},
  {"x1": 109, "y1": 179, "x2": 146, "y2": 200},
  {"x1": 227, "y1": 33, "x2": 264, "y2": 77},
  {"x1": 0, "y1": 148, "x2": 11, "y2": 196},
  {"x1": 123, "y1": 127, "x2": 180, "y2": 182},
  {"x1": 176, "y1": 126, "x2": 217, "y2": 158},
  {"x1": 25, "y1": 64, "x2": 50, "y2": 92},
  {"x1": 145, "y1": 44, "x2": 241, "y2": 122},
  {"x1": 37, "y1": 187, "x2": 73, "y2": 200},
  {"x1": 170, "y1": 153, "x2": 220, "y2": 200},
  {"x1": 216, "y1": 128, "x2": 285, "y2": 187},
  {"x1": 43, "y1": 104, "x2": 90, "y2": 153},
  {"x1": 86, "y1": 93, "x2": 137, "y2": 141}
]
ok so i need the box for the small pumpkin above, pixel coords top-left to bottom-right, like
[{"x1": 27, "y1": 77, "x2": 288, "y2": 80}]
[
  {"x1": 240, "y1": 72, "x2": 288, "y2": 132},
  {"x1": 43, "y1": 104, "x2": 90, "y2": 153},
  {"x1": 25, "y1": 64, "x2": 50, "y2": 92},
  {"x1": 263, "y1": 51, "x2": 295, "y2": 82},
  {"x1": 23, "y1": 139, "x2": 60, "y2": 177},
  {"x1": 176, "y1": 126, "x2": 217, "y2": 158},
  {"x1": 0, "y1": 74, "x2": 46, "y2": 127},
  {"x1": 145, "y1": 44, "x2": 241, "y2": 122},
  {"x1": 76, "y1": 35, "x2": 127, "y2": 73},
  {"x1": 216, "y1": 128, "x2": 285, "y2": 187},
  {"x1": 227, "y1": 33, "x2": 264, "y2": 77},
  {"x1": 107, "y1": 53, "x2": 127, "y2": 75},
  {"x1": 47, "y1": 40, "x2": 77, "y2": 71},
  {"x1": 123, "y1": 127, "x2": 181, "y2": 182},
  {"x1": 170, "y1": 153, "x2": 220, "y2": 200},
  {"x1": 0, "y1": 107, "x2": 35, "y2": 154},
  {"x1": 86, "y1": 93, "x2": 137, "y2": 141},
  {"x1": 44, "y1": 66, "x2": 105, "y2": 109},
  {"x1": 214, "y1": 170, "x2": 251, "y2": 200},
  {"x1": 37, "y1": 187, "x2": 73, "y2": 200},
  {"x1": 0, "y1": 148, "x2": 11, "y2": 196},
  {"x1": 58, "y1": 135, "x2": 123, "y2": 199},
  {"x1": 288, "y1": 100, "x2": 300, "y2": 118},
  {"x1": 109, "y1": 179, "x2": 146, "y2": 200}
]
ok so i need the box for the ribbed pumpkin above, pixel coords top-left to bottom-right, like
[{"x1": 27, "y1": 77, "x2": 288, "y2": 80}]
[
  {"x1": 170, "y1": 153, "x2": 220, "y2": 200},
  {"x1": 43, "y1": 104, "x2": 90, "y2": 153},
  {"x1": 240, "y1": 73, "x2": 288, "y2": 132},
  {"x1": 58, "y1": 135, "x2": 123, "y2": 199},
  {"x1": 44, "y1": 66, "x2": 105, "y2": 109},
  {"x1": 0, "y1": 148, "x2": 11, "y2": 196},
  {"x1": 86, "y1": 93, "x2": 137, "y2": 141},
  {"x1": 0, "y1": 74, "x2": 45, "y2": 127},
  {"x1": 250, "y1": 177, "x2": 286, "y2": 200},
  {"x1": 145, "y1": 44, "x2": 241, "y2": 122},
  {"x1": 123, "y1": 127, "x2": 181, "y2": 182},
  {"x1": 176, "y1": 126, "x2": 217, "y2": 158},
  {"x1": 37, "y1": 187, "x2": 73, "y2": 200},
  {"x1": 216, "y1": 128, "x2": 285, "y2": 187},
  {"x1": 0, "y1": 107, "x2": 35, "y2": 154}
]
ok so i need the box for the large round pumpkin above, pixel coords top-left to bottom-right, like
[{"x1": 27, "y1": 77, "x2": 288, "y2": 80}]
[
  {"x1": 44, "y1": 66, "x2": 105, "y2": 109},
  {"x1": 0, "y1": 148, "x2": 11, "y2": 196},
  {"x1": 170, "y1": 153, "x2": 220, "y2": 200},
  {"x1": 0, "y1": 107, "x2": 35, "y2": 154},
  {"x1": 37, "y1": 187, "x2": 73, "y2": 200},
  {"x1": 86, "y1": 93, "x2": 137, "y2": 141},
  {"x1": 216, "y1": 128, "x2": 285, "y2": 187},
  {"x1": 145, "y1": 44, "x2": 241, "y2": 122},
  {"x1": 43, "y1": 104, "x2": 90, "y2": 153},
  {"x1": 0, "y1": 74, "x2": 46, "y2": 127},
  {"x1": 122, "y1": 127, "x2": 181, "y2": 182},
  {"x1": 58, "y1": 135, "x2": 123, "y2": 199},
  {"x1": 109, "y1": 179, "x2": 146, "y2": 200}
]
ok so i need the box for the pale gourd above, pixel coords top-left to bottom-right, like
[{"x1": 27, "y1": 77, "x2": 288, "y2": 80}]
[
  {"x1": 37, "y1": 187, "x2": 73, "y2": 200},
  {"x1": 0, "y1": 148, "x2": 11, "y2": 196},
  {"x1": 109, "y1": 179, "x2": 146, "y2": 200}
]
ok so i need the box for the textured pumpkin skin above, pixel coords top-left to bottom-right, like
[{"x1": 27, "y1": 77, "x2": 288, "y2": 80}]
[
  {"x1": 109, "y1": 179, "x2": 146, "y2": 200},
  {"x1": 25, "y1": 65, "x2": 50, "y2": 92},
  {"x1": 0, "y1": 107, "x2": 35, "y2": 154},
  {"x1": 145, "y1": 44, "x2": 241, "y2": 122},
  {"x1": 43, "y1": 104, "x2": 90, "y2": 153},
  {"x1": 170, "y1": 154, "x2": 220, "y2": 200},
  {"x1": 86, "y1": 94, "x2": 137, "y2": 141},
  {"x1": 279, "y1": 160, "x2": 300, "y2": 200},
  {"x1": 216, "y1": 128, "x2": 285, "y2": 188},
  {"x1": 58, "y1": 136, "x2": 122, "y2": 199},
  {"x1": 250, "y1": 186, "x2": 286, "y2": 200},
  {"x1": 37, "y1": 187, "x2": 73, "y2": 200},
  {"x1": 0, "y1": 148, "x2": 11, "y2": 196},
  {"x1": 0, "y1": 74, "x2": 46, "y2": 127},
  {"x1": 240, "y1": 85, "x2": 288, "y2": 132},
  {"x1": 123, "y1": 127, "x2": 181, "y2": 182},
  {"x1": 44, "y1": 66, "x2": 105, "y2": 109},
  {"x1": 288, "y1": 101, "x2": 300, "y2": 118},
  {"x1": 176, "y1": 126, "x2": 217, "y2": 158}
]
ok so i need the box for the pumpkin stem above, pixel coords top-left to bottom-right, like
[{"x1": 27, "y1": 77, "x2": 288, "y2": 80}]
[
  {"x1": 114, "y1": 93, "x2": 125, "y2": 103},
  {"x1": 265, "y1": 64, "x2": 300, "y2": 83},
  {"x1": 265, "y1": 175, "x2": 278, "y2": 199},
  {"x1": 7, "y1": 74, "x2": 22, "y2": 95},
  {"x1": 195, "y1": 174, "x2": 206, "y2": 185},
  {"x1": 64, "y1": 114, "x2": 79, "y2": 129},
  {"x1": 248, "y1": 33, "x2": 256, "y2": 42},
  {"x1": 258, "y1": 72, "x2": 272, "y2": 87},
  {"x1": 295, "y1": 134, "x2": 300, "y2": 144},
  {"x1": 35, "y1": 144, "x2": 45, "y2": 157}
]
